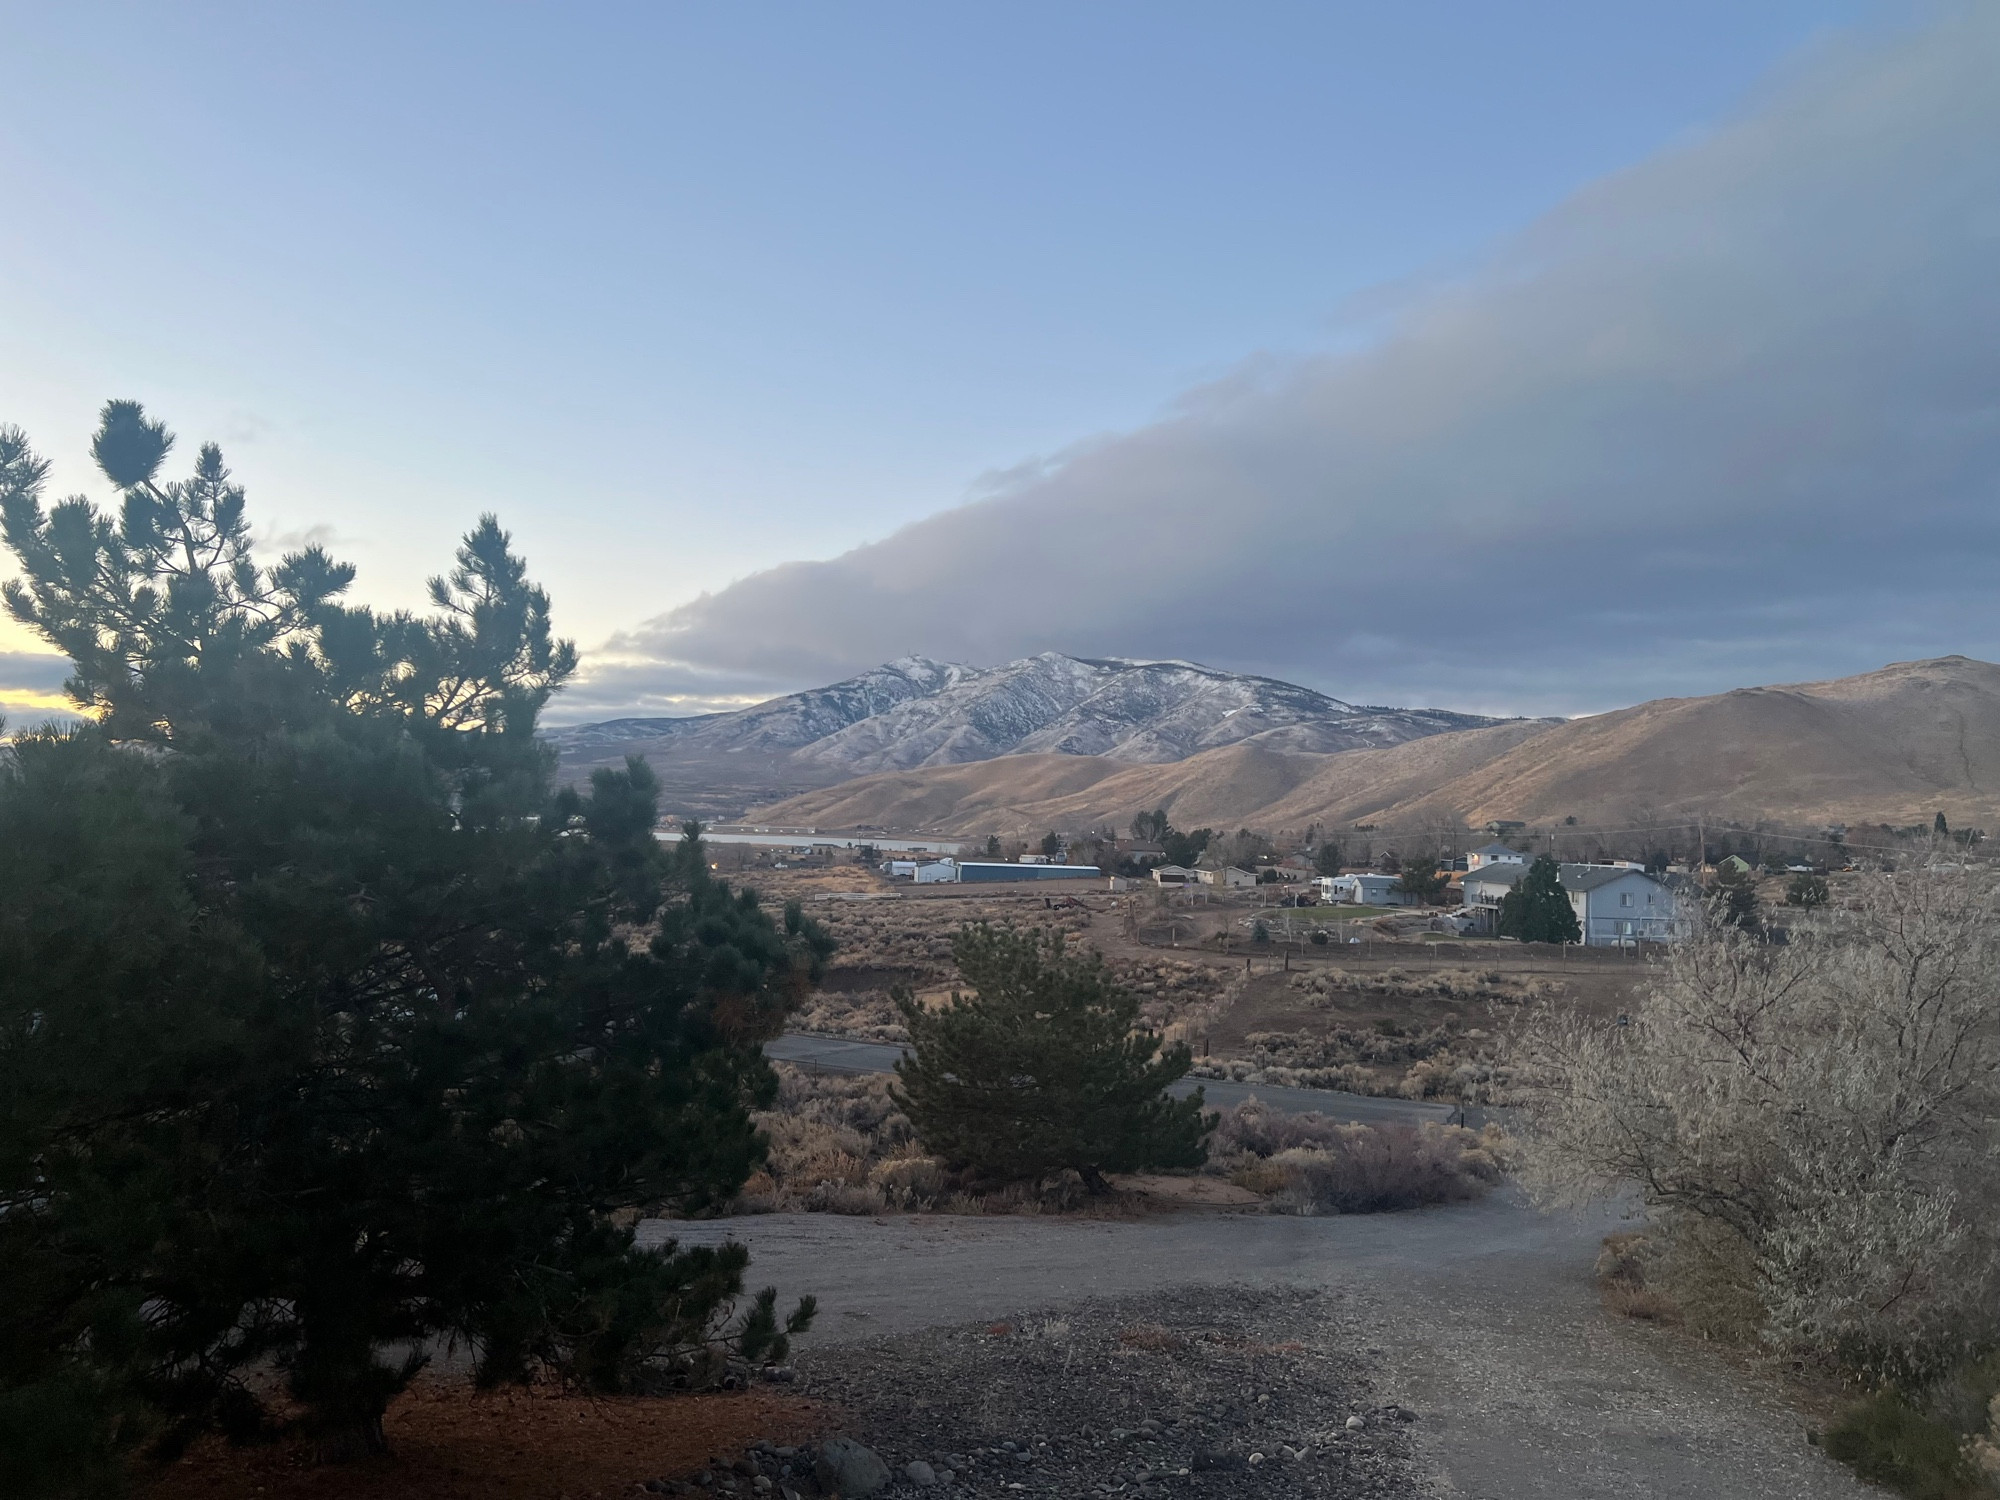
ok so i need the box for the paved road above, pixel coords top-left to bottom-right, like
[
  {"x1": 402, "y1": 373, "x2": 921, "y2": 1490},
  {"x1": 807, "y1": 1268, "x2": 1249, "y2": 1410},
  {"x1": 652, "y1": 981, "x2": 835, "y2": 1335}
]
[
  {"x1": 645, "y1": 1196, "x2": 1871, "y2": 1499},
  {"x1": 764, "y1": 1032, "x2": 1455, "y2": 1127}
]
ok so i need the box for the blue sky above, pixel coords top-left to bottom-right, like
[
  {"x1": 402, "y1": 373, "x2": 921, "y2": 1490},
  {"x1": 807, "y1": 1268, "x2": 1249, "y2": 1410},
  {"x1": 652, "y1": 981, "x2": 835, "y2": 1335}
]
[{"x1": 4, "y1": 1, "x2": 1972, "y2": 724}]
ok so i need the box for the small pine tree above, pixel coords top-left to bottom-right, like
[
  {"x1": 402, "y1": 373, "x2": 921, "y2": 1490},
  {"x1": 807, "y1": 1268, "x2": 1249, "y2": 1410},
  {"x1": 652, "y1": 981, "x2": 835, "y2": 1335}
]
[
  {"x1": 1040, "y1": 830, "x2": 1062, "y2": 860},
  {"x1": 1397, "y1": 856, "x2": 1449, "y2": 904},
  {"x1": 1497, "y1": 854, "x2": 1582, "y2": 944},
  {"x1": 1315, "y1": 841, "x2": 1344, "y2": 876},
  {"x1": 1714, "y1": 863, "x2": 1762, "y2": 930},
  {"x1": 893, "y1": 926, "x2": 1210, "y2": 1192},
  {"x1": 1935, "y1": 810, "x2": 1949, "y2": 837},
  {"x1": 1785, "y1": 871, "x2": 1830, "y2": 908}
]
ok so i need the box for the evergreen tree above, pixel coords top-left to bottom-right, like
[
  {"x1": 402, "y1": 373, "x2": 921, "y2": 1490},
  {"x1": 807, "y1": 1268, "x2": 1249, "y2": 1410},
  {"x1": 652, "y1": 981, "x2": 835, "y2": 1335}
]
[
  {"x1": 1396, "y1": 856, "x2": 1449, "y2": 904},
  {"x1": 0, "y1": 406, "x2": 826, "y2": 1474},
  {"x1": 1040, "y1": 830, "x2": 1062, "y2": 860},
  {"x1": 892, "y1": 926, "x2": 1210, "y2": 1192},
  {"x1": 1785, "y1": 871, "x2": 1830, "y2": 909},
  {"x1": 1934, "y1": 810, "x2": 1949, "y2": 837},
  {"x1": 1713, "y1": 862, "x2": 1762, "y2": 931},
  {"x1": 1161, "y1": 825, "x2": 1213, "y2": 868},
  {"x1": 1315, "y1": 841, "x2": 1344, "y2": 877},
  {"x1": 1497, "y1": 854, "x2": 1582, "y2": 943}
]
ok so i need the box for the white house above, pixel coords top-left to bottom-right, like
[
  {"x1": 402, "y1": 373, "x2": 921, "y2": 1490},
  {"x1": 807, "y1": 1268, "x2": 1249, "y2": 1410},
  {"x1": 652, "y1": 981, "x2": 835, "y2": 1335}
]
[
  {"x1": 1561, "y1": 865, "x2": 1676, "y2": 946},
  {"x1": 1466, "y1": 841, "x2": 1527, "y2": 871},
  {"x1": 1325, "y1": 872, "x2": 1413, "y2": 906},
  {"x1": 1151, "y1": 864, "x2": 1197, "y2": 886},
  {"x1": 914, "y1": 860, "x2": 958, "y2": 884},
  {"x1": 1197, "y1": 865, "x2": 1258, "y2": 889},
  {"x1": 1461, "y1": 862, "x2": 1530, "y2": 917},
  {"x1": 1465, "y1": 861, "x2": 1677, "y2": 945}
]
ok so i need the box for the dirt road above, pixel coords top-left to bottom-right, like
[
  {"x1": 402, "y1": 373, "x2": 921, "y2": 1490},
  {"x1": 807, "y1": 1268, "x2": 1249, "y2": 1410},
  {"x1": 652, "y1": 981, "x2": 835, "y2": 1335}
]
[{"x1": 644, "y1": 1196, "x2": 1873, "y2": 1499}]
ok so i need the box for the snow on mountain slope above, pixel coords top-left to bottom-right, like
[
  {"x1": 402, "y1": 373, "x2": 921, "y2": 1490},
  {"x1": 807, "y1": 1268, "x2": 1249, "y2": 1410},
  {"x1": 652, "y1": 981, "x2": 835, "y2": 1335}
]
[{"x1": 544, "y1": 653, "x2": 1511, "y2": 802}]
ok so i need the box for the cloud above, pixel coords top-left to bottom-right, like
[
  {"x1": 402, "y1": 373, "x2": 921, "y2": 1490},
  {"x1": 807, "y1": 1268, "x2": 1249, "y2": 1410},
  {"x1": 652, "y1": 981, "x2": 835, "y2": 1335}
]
[
  {"x1": 590, "y1": 9, "x2": 2000, "y2": 718},
  {"x1": 0, "y1": 650, "x2": 82, "y2": 728}
]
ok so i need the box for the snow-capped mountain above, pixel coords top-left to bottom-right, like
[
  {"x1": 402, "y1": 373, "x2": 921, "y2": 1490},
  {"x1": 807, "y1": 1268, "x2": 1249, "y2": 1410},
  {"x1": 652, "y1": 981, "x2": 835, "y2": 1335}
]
[{"x1": 544, "y1": 653, "x2": 1513, "y2": 801}]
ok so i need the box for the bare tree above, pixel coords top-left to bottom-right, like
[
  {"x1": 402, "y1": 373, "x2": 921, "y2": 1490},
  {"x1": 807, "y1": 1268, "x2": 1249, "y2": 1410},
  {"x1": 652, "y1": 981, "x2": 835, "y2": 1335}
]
[{"x1": 1514, "y1": 867, "x2": 2000, "y2": 1383}]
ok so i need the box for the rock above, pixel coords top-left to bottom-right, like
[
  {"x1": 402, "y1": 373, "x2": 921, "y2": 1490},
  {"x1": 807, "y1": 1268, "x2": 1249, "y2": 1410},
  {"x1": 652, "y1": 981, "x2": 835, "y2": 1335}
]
[
  {"x1": 937, "y1": 1470, "x2": 955, "y2": 1485},
  {"x1": 775, "y1": 1447, "x2": 798, "y2": 1460},
  {"x1": 1190, "y1": 1450, "x2": 1246, "y2": 1472},
  {"x1": 752, "y1": 1480, "x2": 772, "y2": 1496},
  {"x1": 816, "y1": 1439, "x2": 892, "y2": 1498},
  {"x1": 904, "y1": 1460, "x2": 937, "y2": 1487},
  {"x1": 733, "y1": 1458, "x2": 758, "y2": 1476},
  {"x1": 1345, "y1": 1415, "x2": 1366, "y2": 1431}
]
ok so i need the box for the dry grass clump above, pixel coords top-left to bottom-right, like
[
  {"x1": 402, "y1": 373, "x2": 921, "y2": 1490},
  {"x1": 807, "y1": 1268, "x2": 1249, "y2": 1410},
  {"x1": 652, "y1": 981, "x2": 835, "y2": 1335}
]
[
  {"x1": 1106, "y1": 957, "x2": 1237, "y2": 1032},
  {"x1": 792, "y1": 987, "x2": 907, "y2": 1042},
  {"x1": 793, "y1": 896, "x2": 1091, "y2": 979},
  {"x1": 735, "y1": 1066, "x2": 1117, "y2": 1217},
  {"x1": 1281, "y1": 967, "x2": 1554, "y2": 1006},
  {"x1": 1595, "y1": 1232, "x2": 1681, "y2": 1323},
  {"x1": 1204, "y1": 1098, "x2": 1509, "y2": 1214},
  {"x1": 1190, "y1": 1020, "x2": 1499, "y2": 1101}
]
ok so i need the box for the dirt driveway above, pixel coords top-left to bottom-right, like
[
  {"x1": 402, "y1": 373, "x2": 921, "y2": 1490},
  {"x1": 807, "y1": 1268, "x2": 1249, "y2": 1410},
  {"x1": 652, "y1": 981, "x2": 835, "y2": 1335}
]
[{"x1": 644, "y1": 1195, "x2": 1875, "y2": 1500}]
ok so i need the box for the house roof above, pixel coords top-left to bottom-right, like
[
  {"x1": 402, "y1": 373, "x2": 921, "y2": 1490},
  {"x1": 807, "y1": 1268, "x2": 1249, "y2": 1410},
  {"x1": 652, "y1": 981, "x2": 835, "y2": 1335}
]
[
  {"x1": 1558, "y1": 863, "x2": 1660, "y2": 894},
  {"x1": 1469, "y1": 842, "x2": 1523, "y2": 860},
  {"x1": 1463, "y1": 864, "x2": 1529, "y2": 889}
]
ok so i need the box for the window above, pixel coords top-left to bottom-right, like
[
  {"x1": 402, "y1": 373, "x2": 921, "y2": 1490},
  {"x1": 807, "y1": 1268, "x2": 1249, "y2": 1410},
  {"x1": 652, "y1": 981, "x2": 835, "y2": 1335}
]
[{"x1": 1620, "y1": 891, "x2": 1634, "y2": 907}]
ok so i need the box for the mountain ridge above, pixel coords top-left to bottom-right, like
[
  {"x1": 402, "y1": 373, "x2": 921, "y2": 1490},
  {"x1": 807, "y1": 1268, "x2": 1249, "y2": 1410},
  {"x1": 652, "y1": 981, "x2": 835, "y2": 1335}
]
[
  {"x1": 745, "y1": 656, "x2": 2000, "y2": 835},
  {"x1": 544, "y1": 652, "x2": 1524, "y2": 815}
]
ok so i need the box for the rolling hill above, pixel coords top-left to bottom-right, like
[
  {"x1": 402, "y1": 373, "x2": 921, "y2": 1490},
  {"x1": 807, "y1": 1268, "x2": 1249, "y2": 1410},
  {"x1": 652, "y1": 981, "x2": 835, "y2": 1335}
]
[{"x1": 748, "y1": 656, "x2": 2000, "y2": 835}]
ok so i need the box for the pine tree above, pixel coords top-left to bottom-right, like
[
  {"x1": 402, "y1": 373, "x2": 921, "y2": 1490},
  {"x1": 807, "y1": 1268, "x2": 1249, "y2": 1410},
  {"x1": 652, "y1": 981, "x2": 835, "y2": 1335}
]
[
  {"x1": 892, "y1": 926, "x2": 1210, "y2": 1192},
  {"x1": 1396, "y1": 856, "x2": 1449, "y2": 904},
  {"x1": 1497, "y1": 854, "x2": 1582, "y2": 943},
  {"x1": 1785, "y1": 871, "x2": 1830, "y2": 908},
  {"x1": 1314, "y1": 841, "x2": 1344, "y2": 877},
  {"x1": 0, "y1": 406, "x2": 826, "y2": 1474},
  {"x1": 1713, "y1": 863, "x2": 1762, "y2": 931}
]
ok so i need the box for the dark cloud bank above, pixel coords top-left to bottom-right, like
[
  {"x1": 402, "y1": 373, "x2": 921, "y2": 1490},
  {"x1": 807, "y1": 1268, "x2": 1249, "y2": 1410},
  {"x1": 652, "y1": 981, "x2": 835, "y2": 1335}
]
[{"x1": 581, "y1": 10, "x2": 2000, "y2": 721}]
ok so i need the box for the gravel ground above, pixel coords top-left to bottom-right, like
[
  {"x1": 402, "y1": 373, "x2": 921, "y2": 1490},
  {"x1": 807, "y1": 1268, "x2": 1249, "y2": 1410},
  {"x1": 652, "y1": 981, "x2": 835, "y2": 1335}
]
[
  {"x1": 792, "y1": 1286, "x2": 1426, "y2": 1499},
  {"x1": 647, "y1": 1199, "x2": 1878, "y2": 1499}
]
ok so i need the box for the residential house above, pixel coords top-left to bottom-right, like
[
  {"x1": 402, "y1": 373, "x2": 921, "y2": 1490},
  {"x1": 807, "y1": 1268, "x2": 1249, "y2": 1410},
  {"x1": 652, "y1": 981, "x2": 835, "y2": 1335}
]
[
  {"x1": 1197, "y1": 865, "x2": 1258, "y2": 889},
  {"x1": 1151, "y1": 864, "x2": 1197, "y2": 886},
  {"x1": 1324, "y1": 872, "x2": 1413, "y2": 906},
  {"x1": 1464, "y1": 861, "x2": 1678, "y2": 945},
  {"x1": 1461, "y1": 863, "x2": 1531, "y2": 931},
  {"x1": 1466, "y1": 841, "x2": 1527, "y2": 871},
  {"x1": 1560, "y1": 865, "x2": 1677, "y2": 946}
]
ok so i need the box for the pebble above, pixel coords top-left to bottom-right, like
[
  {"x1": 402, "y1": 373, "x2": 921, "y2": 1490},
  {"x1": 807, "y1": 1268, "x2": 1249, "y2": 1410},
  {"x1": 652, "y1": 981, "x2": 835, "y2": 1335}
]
[
  {"x1": 904, "y1": 1461, "x2": 937, "y2": 1487},
  {"x1": 1346, "y1": 1415, "x2": 1367, "y2": 1431}
]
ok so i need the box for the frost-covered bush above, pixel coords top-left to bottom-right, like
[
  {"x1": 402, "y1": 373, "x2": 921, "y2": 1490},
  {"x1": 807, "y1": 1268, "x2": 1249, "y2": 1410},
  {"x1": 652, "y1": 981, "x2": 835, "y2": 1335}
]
[{"x1": 1517, "y1": 868, "x2": 2000, "y2": 1384}]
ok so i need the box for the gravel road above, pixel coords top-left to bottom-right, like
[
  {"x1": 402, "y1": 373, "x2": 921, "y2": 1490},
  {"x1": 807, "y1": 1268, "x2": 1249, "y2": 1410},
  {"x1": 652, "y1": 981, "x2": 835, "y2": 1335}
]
[
  {"x1": 644, "y1": 1195, "x2": 1876, "y2": 1499},
  {"x1": 762, "y1": 1033, "x2": 1457, "y2": 1126}
]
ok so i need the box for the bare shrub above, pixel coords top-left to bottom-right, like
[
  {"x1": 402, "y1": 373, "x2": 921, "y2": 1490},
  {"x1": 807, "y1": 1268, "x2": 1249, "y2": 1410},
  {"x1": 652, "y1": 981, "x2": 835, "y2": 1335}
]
[
  {"x1": 1207, "y1": 1098, "x2": 1508, "y2": 1214},
  {"x1": 1516, "y1": 868, "x2": 2000, "y2": 1385}
]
